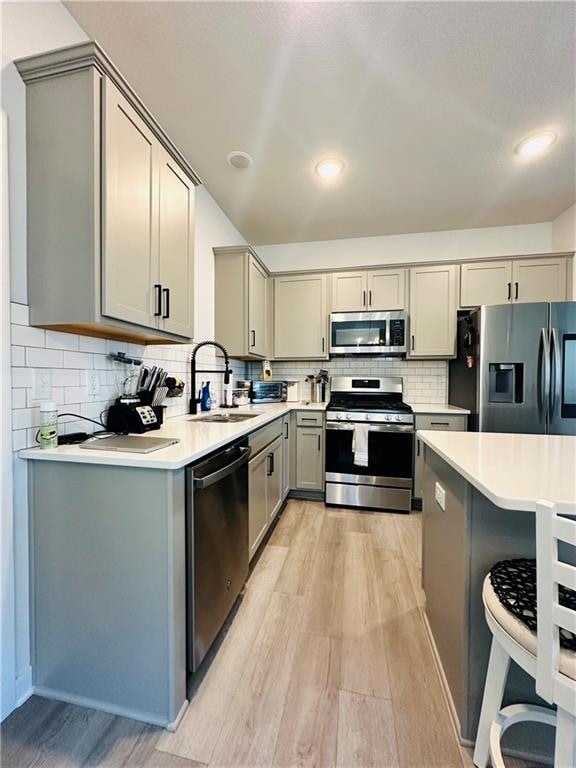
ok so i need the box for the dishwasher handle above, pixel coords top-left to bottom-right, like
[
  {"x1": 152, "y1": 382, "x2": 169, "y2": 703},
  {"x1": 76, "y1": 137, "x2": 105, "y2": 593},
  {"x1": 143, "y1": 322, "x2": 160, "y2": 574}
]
[{"x1": 192, "y1": 445, "x2": 251, "y2": 489}]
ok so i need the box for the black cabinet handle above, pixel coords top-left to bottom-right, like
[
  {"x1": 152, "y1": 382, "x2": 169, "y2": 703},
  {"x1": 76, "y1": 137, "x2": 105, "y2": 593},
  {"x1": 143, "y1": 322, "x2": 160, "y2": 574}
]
[
  {"x1": 162, "y1": 288, "x2": 170, "y2": 319},
  {"x1": 284, "y1": 422, "x2": 289, "y2": 439},
  {"x1": 154, "y1": 284, "x2": 162, "y2": 317},
  {"x1": 417, "y1": 439, "x2": 420, "y2": 457},
  {"x1": 507, "y1": 282, "x2": 511, "y2": 300},
  {"x1": 267, "y1": 452, "x2": 274, "y2": 475},
  {"x1": 317, "y1": 433, "x2": 321, "y2": 451},
  {"x1": 251, "y1": 330, "x2": 256, "y2": 347},
  {"x1": 322, "y1": 336, "x2": 325, "y2": 353},
  {"x1": 369, "y1": 290, "x2": 372, "y2": 307},
  {"x1": 431, "y1": 421, "x2": 450, "y2": 427},
  {"x1": 411, "y1": 335, "x2": 415, "y2": 351},
  {"x1": 514, "y1": 282, "x2": 519, "y2": 300},
  {"x1": 363, "y1": 290, "x2": 366, "y2": 307}
]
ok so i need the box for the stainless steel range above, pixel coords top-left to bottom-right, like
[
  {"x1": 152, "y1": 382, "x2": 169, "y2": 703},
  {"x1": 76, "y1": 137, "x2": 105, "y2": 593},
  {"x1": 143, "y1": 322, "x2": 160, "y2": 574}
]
[{"x1": 325, "y1": 377, "x2": 414, "y2": 512}]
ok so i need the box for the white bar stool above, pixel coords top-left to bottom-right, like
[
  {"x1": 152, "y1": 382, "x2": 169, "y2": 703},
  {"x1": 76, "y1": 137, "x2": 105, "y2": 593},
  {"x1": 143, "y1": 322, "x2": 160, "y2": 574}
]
[{"x1": 474, "y1": 500, "x2": 576, "y2": 768}]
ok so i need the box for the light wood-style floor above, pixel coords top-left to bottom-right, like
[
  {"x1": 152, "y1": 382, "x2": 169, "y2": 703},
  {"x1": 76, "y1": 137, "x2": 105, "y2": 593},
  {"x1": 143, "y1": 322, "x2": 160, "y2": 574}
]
[{"x1": 1, "y1": 501, "x2": 543, "y2": 768}]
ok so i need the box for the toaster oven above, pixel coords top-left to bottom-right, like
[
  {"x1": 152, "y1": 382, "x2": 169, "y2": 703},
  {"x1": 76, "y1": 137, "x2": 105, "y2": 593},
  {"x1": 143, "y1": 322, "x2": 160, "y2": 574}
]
[{"x1": 251, "y1": 381, "x2": 287, "y2": 403}]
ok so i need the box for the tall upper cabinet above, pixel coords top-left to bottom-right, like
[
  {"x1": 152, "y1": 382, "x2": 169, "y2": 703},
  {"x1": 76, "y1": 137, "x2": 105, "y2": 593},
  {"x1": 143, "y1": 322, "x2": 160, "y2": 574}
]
[
  {"x1": 408, "y1": 264, "x2": 458, "y2": 358},
  {"x1": 274, "y1": 274, "x2": 328, "y2": 359},
  {"x1": 214, "y1": 246, "x2": 268, "y2": 359},
  {"x1": 17, "y1": 42, "x2": 199, "y2": 344}
]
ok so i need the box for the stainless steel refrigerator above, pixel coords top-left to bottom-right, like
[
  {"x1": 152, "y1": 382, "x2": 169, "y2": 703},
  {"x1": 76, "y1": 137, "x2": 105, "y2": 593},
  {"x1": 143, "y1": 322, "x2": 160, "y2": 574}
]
[{"x1": 449, "y1": 302, "x2": 576, "y2": 435}]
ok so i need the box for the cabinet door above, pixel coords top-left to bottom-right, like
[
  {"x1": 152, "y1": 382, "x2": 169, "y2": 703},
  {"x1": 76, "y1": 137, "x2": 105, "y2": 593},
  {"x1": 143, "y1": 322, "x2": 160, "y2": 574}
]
[
  {"x1": 331, "y1": 271, "x2": 367, "y2": 311},
  {"x1": 274, "y1": 274, "x2": 328, "y2": 359},
  {"x1": 158, "y1": 148, "x2": 195, "y2": 338},
  {"x1": 512, "y1": 258, "x2": 567, "y2": 303},
  {"x1": 414, "y1": 435, "x2": 424, "y2": 499},
  {"x1": 102, "y1": 79, "x2": 159, "y2": 329},
  {"x1": 409, "y1": 265, "x2": 458, "y2": 357},
  {"x1": 295, "y1": 428, "x2": 324, "y2": 491},
  {"x1": 266, "y1": 437, "x2": 283, "y2": 522},
  {"x1": 460, "y1": 260, "x2": 512, "y2": 308},
  {"x1": 366, "y1": 268, "x2": 406, "y2": 310},
  {"x1": 282, "y1": 415, "x2": 290, "y2": 500},
  {"x1": 248, "y1": 256, "x2": 267, "y2": 357},
  {"x1": 248, "y1": 450, "x2": 268, "y2": 561}
]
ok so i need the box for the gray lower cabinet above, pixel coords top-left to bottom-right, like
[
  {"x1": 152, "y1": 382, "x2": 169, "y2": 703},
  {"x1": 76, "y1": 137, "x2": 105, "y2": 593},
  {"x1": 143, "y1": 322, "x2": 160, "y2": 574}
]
[
  {"x1": 28, "y1": 461, "x2": 186, "y2": 728},
  {"x1": 414, "y1": 413, "x2": 468, "y2": 498},
  {"x1": 282, "y1": 415, "x2": 290, "y2": 500},
  {"x1": 295, "y1": 424, "x2": 324, "y2": 491},
  {"x1": 248, "y1": 418, "x2": 284, "y2": 560},
  {"x1": 17, "y1": 42, "x2": 198, "y2": 344}
]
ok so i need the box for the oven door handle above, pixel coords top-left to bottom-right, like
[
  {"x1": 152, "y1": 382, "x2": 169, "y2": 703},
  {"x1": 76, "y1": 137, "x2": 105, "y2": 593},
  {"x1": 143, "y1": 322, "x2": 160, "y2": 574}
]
[{"x1": 325, "y1": 422, "x2": 413, "y2": 434}]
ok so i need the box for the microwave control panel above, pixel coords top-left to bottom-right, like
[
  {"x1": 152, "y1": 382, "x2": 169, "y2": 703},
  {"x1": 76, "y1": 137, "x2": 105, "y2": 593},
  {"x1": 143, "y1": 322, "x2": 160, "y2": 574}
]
[{"x1": 389, "y1": 319, "x2": 405, "y2": 347}]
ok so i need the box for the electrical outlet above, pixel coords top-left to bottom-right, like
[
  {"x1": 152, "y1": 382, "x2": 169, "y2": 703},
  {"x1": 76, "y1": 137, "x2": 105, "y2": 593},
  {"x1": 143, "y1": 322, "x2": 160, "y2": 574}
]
[
  {"x1": 85, "y1": 370, "x2": 100, "y2": 397},
  {"x1": 435, "y1": 482, "x2": 446, "y2": 511},
  {"x1": 33, "y1": 369, "x2": 52, "y2": 401}
]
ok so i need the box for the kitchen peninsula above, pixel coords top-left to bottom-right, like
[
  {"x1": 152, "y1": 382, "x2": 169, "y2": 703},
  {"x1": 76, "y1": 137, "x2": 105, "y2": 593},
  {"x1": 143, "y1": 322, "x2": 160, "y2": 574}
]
[{"x1": 419, "y1": 430, "x2": 576, "y2": 761}]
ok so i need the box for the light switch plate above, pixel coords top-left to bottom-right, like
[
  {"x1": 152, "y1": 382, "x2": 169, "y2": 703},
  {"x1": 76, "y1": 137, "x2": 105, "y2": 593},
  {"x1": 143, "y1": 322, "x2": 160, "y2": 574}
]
[
  {"x1": 435, "y1": 481, "x2": 446, "y2": 511},
  {"x1": 33, "y1": 369, "x2": 52, "y2": 401}
]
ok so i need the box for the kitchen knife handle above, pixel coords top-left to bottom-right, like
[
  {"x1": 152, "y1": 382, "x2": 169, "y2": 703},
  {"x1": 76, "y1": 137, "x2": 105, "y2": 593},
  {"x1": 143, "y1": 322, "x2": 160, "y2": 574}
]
[
  {"x1": 514, "y1": 282, "x2": 519, "y2": 300},
  {"x1": 154, "y1": 284, "x2": 162, "y2": 316},
  {"x1": 507, "y1": 282, "x2": 511, "y2": 300},
  {"x1": 162, "y1": 288, "x2": 170, "y2": 319}
]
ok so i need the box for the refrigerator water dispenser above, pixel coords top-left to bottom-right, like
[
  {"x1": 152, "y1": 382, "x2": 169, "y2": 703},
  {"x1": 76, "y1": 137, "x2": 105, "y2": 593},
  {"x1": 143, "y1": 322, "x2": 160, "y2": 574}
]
[{"x1": 488, "y1": 363, "x2": 524, "y2": 404}]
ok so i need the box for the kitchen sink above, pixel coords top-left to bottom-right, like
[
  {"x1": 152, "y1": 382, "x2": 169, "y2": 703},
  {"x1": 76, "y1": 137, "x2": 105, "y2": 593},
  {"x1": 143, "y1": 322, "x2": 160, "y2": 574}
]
[{"x1": 190, "y1": 412, "x2": 260, "y2": 423}]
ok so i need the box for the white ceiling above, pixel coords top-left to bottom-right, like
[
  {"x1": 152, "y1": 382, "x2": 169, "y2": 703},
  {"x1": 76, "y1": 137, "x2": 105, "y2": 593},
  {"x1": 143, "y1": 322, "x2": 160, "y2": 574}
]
[{"x1": 65, "y1": 1, "x2": 576, "y2": 245}]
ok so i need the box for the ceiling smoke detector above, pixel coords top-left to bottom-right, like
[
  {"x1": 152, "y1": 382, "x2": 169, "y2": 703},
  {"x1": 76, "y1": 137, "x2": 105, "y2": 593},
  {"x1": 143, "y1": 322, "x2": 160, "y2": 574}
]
[{"x1": 226, "y1": 151, "x2": 253, "y2": 170}]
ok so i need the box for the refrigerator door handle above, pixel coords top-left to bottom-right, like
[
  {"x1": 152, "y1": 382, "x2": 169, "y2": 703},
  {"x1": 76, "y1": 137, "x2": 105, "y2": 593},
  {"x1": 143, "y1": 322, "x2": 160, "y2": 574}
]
[
  {"x1": 550, "y1": 327, "x2": 561, "y2": 419},
  {"x1": 538, "y1": 327, "x2": 551, "y2": 422}
]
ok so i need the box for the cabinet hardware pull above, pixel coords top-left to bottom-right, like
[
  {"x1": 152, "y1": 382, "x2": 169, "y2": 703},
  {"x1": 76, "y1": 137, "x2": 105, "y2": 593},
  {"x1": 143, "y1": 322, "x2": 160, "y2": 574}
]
[
  {"x1": 514, "y1": 282, "x2": 519, "y2": 300},
  {"x1": 251, "y1": 330, "x2": 256, "y2": 347},
  {"x1": 162, "y1": 288, "x2": 170, "y2": 319},
  {"x1": 302, "y1": 417, "x2": 316, "y2": 421},
  {"x1": 417, "y1": 440, "x2": 420, "y2": 456},
  {"x1": 284, "y1": 422, "x2": 289, "y2": 439},
  {"x1": 430, "y1": 421, "x2": 449, "y2": 427},
  {"x1": 363, "y1": 290, "x2": 366, "y2": 307},
  {"x1": 411, "y1": 335, "x2": 415, "y2": 351},
  {"x1": 507, "y1": 282, "x2": 511, "y2": 300},
  {"x1": 322, "y1": 336, "x2": 325, "y2": 353},
  {"x1": 267, "y1": 452, "x2": 274, "y2": 475},
  {"x1": 369, "y1": 290, "x2": 372, "y2": 306},
  {"x1": 317, "y1": 434, "x2": 321, "y2": 451},
  {"x1": 154, "y1": 284, "x2": 162, "y2": 317}
]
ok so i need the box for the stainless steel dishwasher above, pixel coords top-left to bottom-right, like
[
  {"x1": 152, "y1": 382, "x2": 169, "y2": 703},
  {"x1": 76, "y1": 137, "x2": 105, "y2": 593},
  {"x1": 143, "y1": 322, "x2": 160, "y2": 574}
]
[{"x1": 186, "y1": 439, "x2": 250, "y2": 673}]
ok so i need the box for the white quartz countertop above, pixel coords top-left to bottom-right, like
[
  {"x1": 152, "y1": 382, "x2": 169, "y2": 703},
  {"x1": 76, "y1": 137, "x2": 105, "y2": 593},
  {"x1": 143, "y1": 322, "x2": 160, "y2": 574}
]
[
  {"x1": 408, "y1": 403, "x2": 470, "y2": 415},
  {"x1": 19, "y1": 402, "x2": 325, "y2": 470},
  {"x1": 419, "y1": 430, "x2": 576, "y2": 511}
]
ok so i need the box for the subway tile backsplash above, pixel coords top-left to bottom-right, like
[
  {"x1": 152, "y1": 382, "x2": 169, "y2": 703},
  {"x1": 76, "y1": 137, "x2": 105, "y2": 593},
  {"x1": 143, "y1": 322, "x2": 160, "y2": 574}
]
[
  {"x1": 248, "y1": 357, "x2": 448, "y2": 404},
  {"x1": 11, "y1": 301, "x2": 447, "y2": 450},
  {"x1": 10, "y1": 302, "x2": 241, "y2": 450}
]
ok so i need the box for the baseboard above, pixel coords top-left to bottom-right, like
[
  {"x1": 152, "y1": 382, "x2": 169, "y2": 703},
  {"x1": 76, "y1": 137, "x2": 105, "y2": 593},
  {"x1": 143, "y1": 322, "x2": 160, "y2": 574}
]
[
  {"x1": 15, "y1": 665, "x2": 33, "y2": 707},
  {"x1": 33, "y1": 685, "x2": 184, "y2": 729},
  {"x1": 288, "y1": 490, "x2": 324, "y2": 501}
]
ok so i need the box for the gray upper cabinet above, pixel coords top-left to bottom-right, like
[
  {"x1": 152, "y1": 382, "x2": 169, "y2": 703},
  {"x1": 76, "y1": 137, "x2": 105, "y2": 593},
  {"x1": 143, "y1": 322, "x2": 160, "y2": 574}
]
[
  {"x1": 16, "y1": 42, "x2": 199, "y2": 344},
  {"x1": 460, "y1": 256, "x2": 567, "y2": 308},
  {"x1": 330, "y1": 268, "x2": 406, "y2": 311},
  {"x1": 409, "y1": 264, "x2": 458, "y2": 358},
  {"x1": 274, "y1": 273, "x2": 328, "y2": 359},
  {"x1": 214, "y1": 247, "x2": 268, "y2": 360}
]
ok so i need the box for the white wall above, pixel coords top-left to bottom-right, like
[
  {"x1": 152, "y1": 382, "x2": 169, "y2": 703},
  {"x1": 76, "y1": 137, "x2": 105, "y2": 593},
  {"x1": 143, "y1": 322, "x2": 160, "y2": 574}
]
[
  {"x1": 552, "y1": 204, "x2": 576, "y2": 298},
  {"x1": 257, "y1": 221, "x2": 554, "y2": 273},
  {"x1": 1, "y1": 0, "x2": 246, "y2": 721}
]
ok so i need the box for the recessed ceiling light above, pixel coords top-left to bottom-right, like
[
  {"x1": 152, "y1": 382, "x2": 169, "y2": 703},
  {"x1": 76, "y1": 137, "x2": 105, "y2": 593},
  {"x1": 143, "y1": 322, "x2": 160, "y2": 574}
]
[
  {"x1": 227, "y1": 151, "x2": 253, "y2": 170},
  {"x1": 515, "y1": 132, "x2": 557, "y2": 157},
  {"x1": 315, "y1": 158, "x2": 344, "y2": 179}
]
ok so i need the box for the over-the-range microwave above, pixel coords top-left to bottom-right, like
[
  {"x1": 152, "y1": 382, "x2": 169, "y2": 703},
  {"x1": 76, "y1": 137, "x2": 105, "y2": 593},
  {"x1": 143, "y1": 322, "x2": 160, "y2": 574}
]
[{"x1": 329, "y1": 310, "x2": 407, "y2": 356}]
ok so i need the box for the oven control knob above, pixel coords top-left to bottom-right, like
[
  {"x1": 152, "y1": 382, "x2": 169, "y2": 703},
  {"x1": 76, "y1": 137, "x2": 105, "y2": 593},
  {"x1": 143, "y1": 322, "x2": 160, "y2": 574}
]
[
  {"x1": 365, "y1": 414, "x2": 372, "y2": 421},
  {"x1": 345, "y1": 413, "x2": 352, "y2": 420},
  {"x1": 394, "y1": 414, "x2": 401, "y2": 422}
]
